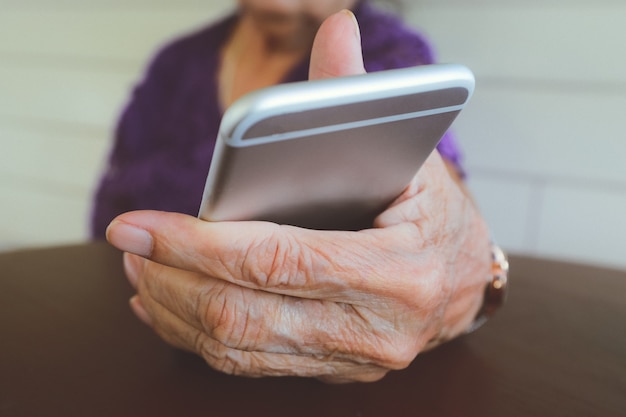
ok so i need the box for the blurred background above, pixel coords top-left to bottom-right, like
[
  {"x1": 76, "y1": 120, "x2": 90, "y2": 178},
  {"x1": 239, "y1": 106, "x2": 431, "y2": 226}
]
[{"x1": 1, "y1": 0, "x2": 625, "y2": 269}]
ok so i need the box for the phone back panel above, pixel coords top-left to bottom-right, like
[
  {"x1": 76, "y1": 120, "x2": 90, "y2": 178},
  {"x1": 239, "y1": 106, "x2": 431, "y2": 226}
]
[{"x1": 199, "y1": 64, "x2": 474, "y2": 230}]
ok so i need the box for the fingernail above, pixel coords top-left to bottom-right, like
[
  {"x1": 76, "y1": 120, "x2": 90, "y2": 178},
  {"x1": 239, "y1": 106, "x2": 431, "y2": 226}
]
[
  {"x1": 342, "y1": 9, "x2": 361, "y2": 41},
  {"x1": 106, "y1": 220, "x2": 153, "y2": 257},
  {"x1": 123, "y1": 252, "x2": 142, "y2": 289},
  {"x1": 129, "y1": 295, "x2": 153, "y2": 326}
]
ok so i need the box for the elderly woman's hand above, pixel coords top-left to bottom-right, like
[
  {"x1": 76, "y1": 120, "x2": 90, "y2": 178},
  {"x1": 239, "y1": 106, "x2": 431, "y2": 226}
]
[{"x1": 105, "y1": 10, "x2": 491, "y2": 383}]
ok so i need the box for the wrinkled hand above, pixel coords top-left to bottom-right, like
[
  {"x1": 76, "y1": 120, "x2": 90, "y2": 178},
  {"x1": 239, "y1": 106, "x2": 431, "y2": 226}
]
[{"x1": 106, "y1": 10, "x2": 491, "y2": 383}]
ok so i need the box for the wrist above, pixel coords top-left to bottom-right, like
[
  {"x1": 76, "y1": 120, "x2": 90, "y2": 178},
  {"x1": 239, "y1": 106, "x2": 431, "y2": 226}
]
[
  {"x1": 465, "y1": 243, "x2": 509, "y2": 333},
  {"x1": 423, "y1": 235, "x2": 508, "y2": 351}
]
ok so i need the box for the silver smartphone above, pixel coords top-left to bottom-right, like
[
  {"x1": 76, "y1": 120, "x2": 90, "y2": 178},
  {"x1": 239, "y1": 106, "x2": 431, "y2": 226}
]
[{"x1": 198, "y1": 64, "x2": 474, "y2": 230}]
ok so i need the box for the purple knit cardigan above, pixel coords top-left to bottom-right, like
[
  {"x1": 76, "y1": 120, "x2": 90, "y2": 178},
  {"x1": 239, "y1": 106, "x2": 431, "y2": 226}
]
[{"x1": 91, "y1": 0, "x2": 463, "y2": 238}]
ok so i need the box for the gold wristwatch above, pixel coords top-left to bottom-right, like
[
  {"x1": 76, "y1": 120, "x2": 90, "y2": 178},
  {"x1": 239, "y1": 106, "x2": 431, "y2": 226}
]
[{"x1": 466, "y1": 243, "x2": 509, "y2": 333}]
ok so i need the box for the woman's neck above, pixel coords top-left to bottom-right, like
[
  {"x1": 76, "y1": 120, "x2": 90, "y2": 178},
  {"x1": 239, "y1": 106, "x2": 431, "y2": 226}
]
[{"x1": 217, "y1": 14, "x2": 314, "y2": 110}]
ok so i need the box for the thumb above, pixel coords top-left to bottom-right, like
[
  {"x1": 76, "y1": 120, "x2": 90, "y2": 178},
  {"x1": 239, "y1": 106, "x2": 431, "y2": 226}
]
[
  {"x1": 105, "y1": 210, "x2": 376, "y2": 299},
  {"x1": 309, "y1": 10, "x2": 366, "y2": 80}
]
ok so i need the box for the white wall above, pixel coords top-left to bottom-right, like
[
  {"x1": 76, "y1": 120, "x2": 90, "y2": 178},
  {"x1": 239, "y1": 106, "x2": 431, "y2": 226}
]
[
  {"x1": 408, "y1": 0, "x2": 626, "y2": 268},
  {"x1": 0, "y1": 1, "x2": 234, "y2": 249},
  {"x1": 1, "y1": 0, "x2": 625, "y2": 269}
]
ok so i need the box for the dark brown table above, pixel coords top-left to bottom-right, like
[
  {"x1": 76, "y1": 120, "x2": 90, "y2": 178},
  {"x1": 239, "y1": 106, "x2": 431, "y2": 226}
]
[{"x1": 1, "y1": 242, "x2": 625, "y2": 416}]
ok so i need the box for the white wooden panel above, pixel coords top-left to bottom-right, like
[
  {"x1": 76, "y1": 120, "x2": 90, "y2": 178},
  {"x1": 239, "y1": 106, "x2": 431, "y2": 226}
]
[
  {"x1": 536, "y1": 184, "x2": 626, "y2": 269},
  {"x1": 465, "y1": 174, "x2": 537, "y2": 254},
  {"x1": 0, "y1": 176, "x2": 90, "y2": 248},
  {"x1": 453, "y1": 86, "x2": 626, "y2": 185},
  {"x1": 0, "y1": 65, "x2": 134, "y2": 128},
  {"x1": 407, "y1": 6, "x2": 626, "y2": 85},
  {"x1": 0, "y1": 7, "x2": 232, "y2": 66},
  {"x1": 0, "y1": 122, "x2": 109, "y2": 191}
]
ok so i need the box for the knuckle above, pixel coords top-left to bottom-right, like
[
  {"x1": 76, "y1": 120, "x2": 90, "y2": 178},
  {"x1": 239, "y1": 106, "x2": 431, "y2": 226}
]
[
  {"x1": 197, "y1": 284, "x2": 261, "y2": 351},
  {"x1": 357, "y1": 330, "x2": 418, "y2": 371},
  {"x1": 241, "y1": 229, "x2": 314, "y2": 290},
  {"x1": 199, "y1": 342, "x2": 272, "y2": 378},
  {"x1": 353, "y1": 369, "x2": 389, "y2": 383},
  {"x1": 338, "y1": 320, "x2": 417, "y2": 371},
  {"x1": 381, "y1": 338, "x2": 419, "y2": 370},
  {"x1": 317, "y1": 367, "x2": 389, "y2": 384},
  {"x1": 197, "y1": 339, "x2": 244, "y2": 376},
  {"x1": 404, "y1": 254, "x2": 451, "y2": 308}
]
